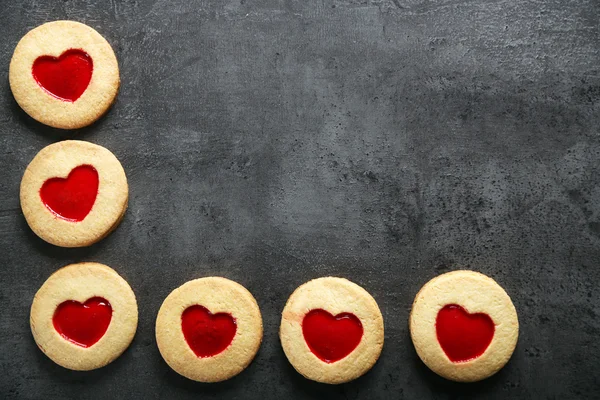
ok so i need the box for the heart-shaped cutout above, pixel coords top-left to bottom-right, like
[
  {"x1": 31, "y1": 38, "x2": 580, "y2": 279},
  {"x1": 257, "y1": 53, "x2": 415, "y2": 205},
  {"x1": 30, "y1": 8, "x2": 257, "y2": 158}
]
[
  {"x1": 436, "y1": 304, "x2": 495, "y2": 362},
  {"x1": 181, "y1": 305, "x2": 237, "y2": 358},
  {"x1": 40, "y1": 165, "x2": 99, "y2": 222},
  {"x1": 32, "y1": 49, "x2": 93, "y2": 102},
  {"x1": 302, "y1": 309, "x2": 363, "y2": 363},
  {"x1": 53, "y1": 297, "x2": 112, "y2": 348}
]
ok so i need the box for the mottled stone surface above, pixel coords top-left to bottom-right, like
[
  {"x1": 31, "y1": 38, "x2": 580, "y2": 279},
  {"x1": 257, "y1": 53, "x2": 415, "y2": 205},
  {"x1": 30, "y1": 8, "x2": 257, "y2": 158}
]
[{"x1": 1, "y1": 0, "x2": 599, "y2": 398}]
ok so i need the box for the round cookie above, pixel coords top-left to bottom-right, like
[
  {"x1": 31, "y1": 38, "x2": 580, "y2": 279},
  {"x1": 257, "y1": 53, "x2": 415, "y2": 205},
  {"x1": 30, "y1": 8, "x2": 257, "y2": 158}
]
[
  {"x1": 9, "y1": 20, "x2": 119, "y2": 129},
  {"x1": 20, "y1": 140, "x2": 128, "y2": 248},
  {"x1": 30, "y1": 262, "x2": 138, "y2": 371},
  {"x1": 280, "y1": 277, "x2": 384, "y2": 384},
  {"x1": 410, "y1": 270, "x2": 519, "y2": 382},
  {"x1": 155, "y1": 277, "x2": 263, "y2": 382}
]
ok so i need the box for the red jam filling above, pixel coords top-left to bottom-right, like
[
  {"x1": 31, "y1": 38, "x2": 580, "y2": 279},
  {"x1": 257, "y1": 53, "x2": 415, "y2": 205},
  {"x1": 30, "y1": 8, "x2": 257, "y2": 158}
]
[
  {"x1": 53, "y1": 297, "x2": 112, "y2": 348},
  {"x1": 302, "y1": 309, "x2": 363, "y2": 363},
  {"x1": 436, "y1": 304, "x2": 495, "y2": 362},
  {"x1": 181, "y1": 305, "x2": 237, "y2": 358},
  {"x1": 32, "y1": 49, "x2": 93, "y2": 102},
  {"x1": 39, "y1": 165, "x2": 99, "y2": 222}
]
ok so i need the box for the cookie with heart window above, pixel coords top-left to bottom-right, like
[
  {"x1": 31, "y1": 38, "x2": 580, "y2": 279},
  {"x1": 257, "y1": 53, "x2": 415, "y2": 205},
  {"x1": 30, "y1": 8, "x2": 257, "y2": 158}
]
[
  {"x1": 30, "y1": 262, "x2": 138, "y2": 371},
  {"x1": 280, "y1": 277, "x2": 384, "y2": 384},
  {"x1": 9, "y1": 20, "x2": 119, "y2": 129},
  {"x1": 155, "y1": 277, "x2": 263, "y2": 382},
  {"x1": 20, "y1": 140, "x2": 128, "y2": 247},
  {"x1": 410, "y1": 270, "x2": 519, "y2": 382}
]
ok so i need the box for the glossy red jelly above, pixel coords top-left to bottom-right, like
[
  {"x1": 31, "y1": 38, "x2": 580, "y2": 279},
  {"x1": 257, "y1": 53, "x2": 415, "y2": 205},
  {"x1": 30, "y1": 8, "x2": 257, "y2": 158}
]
[
  {"x1": 32, "y1": 49, "x2": 93, "y2": 102},
  {"x1": 302, "y1": 309, "x2": 363, "y2": 363},
  {"x1": 436, "y1": 304, "x2": 495, "y2": 362},
  {"x1": 181, "y1": 305, "x2": 237, "y2": 358},
  {"x1": 53, "y1": 297, "x2": 112, "y2": 348},
  {"x1": 40, "y1": 165, "x2": 99, "y2": 222}
]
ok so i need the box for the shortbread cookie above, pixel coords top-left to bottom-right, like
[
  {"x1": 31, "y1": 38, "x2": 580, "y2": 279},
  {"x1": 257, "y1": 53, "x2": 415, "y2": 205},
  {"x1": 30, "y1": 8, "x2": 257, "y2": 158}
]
[
  {"x1": 20, "y1": 140, "x2": 128, "y2": 247},
  {"x1": 280, "y1": 277, "x2": 384, "y2": 384},
  {"x1": 9, "y1": 20, "x2": 119, "y2": 129},
  {"x1": 155, "y1": 277, "x2": 263, "y2": 382},
  {"x1": 30, "y1": 262, "x2": 138, "y2": 371},
  {"x1": 410, "y1": 270, "x2": 519, "y2": 382}
]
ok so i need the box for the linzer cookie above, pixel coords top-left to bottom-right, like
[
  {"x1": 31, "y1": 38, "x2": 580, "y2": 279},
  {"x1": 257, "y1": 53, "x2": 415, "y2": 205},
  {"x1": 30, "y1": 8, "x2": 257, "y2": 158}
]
[
  {"x1": 30, "y1": 262, "x2": 138, "y2": 371},
  {"x1": 9, "y1": 20, "x2": 119, "y2": 129},
  {"x1": 155, "y1": 277, "x2": 263, "y2": 382},
  {"x1": 280, "y1": 277, "x2": 384, "y2": 384},
  {"x1": 20, "y1": 140, "x2": 128, "y2": 247},
  {"x1": 410, "y1": 270, "x2": 519, "y2": 382}
]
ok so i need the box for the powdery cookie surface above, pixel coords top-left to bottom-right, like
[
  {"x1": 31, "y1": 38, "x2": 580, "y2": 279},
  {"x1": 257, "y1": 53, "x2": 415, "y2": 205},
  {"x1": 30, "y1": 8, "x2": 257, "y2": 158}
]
[
  {"x1": 9, "y1": 20, "x2": 119, "y2": 129},
  {"x1": 155, "y1": 277, "x2": 263, "y2": 383},
  {"x1": 280, "y1": 277, "x2": 384, "y2": 384},
  {"x1": 30, "y1": 262, "x2": 138, "y2": 371},
  {"x1": 410, "y1": 270, "x2": 519, "y2": 382},
  {"x1": 20, "y1": 140, "x2": 128, "y2": 247}
]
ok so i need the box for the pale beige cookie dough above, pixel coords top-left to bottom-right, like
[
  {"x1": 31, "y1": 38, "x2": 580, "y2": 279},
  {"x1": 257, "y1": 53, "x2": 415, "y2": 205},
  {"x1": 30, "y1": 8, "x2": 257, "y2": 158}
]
[
  {"x1": 20, "y1": 140, "x2": 128, "y2": 248},
  {"x1": 155, "y1": 277, "x2": 263, "y2": 383},
  {"x1": 280, "y1": 277, "x2": 384, "y2": 384},
  {"x1": 30, "y1": 262, "x2": 138, "y2": 371},
  {"x1": 410, "y1": 270, "x2": 519, "y2": 382},
  {"x1": 9, "y1": 20, "x2": 119, "y2": 129}
]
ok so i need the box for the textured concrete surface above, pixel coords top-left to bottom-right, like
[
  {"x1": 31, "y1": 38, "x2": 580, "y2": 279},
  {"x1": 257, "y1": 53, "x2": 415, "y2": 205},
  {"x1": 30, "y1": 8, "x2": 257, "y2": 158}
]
[{"x1": 1, "y1": 0, "x2": 599, "y2": 399}]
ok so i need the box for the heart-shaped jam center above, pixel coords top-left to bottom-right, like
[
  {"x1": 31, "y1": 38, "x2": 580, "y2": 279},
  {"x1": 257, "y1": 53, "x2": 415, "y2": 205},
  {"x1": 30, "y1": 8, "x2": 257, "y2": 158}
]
[
  {"x1": 302, "y1": 309, "x2": 363, "y2": 363},
  {"x1": 181, "y1": 305, "x2": 237, "y2": 358},
  {"x1": 436, "y1": 304, "x2": 495, "y2": 362},
  {"x1": 40, "y1": 165, "x2": 99, "y2": 222},
  {"x1": 53, "y1": 297, "x2": 112, "y2": 348},
  {"x1": 32, "y1": 49, "x2": 93, "y2": 102}
]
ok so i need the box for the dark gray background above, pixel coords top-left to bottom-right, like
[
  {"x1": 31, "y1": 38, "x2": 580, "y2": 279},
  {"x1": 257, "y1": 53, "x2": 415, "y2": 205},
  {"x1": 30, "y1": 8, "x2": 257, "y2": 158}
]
[{"x1": 1, "y1": 0, "x2": 599, "y2": 399}]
